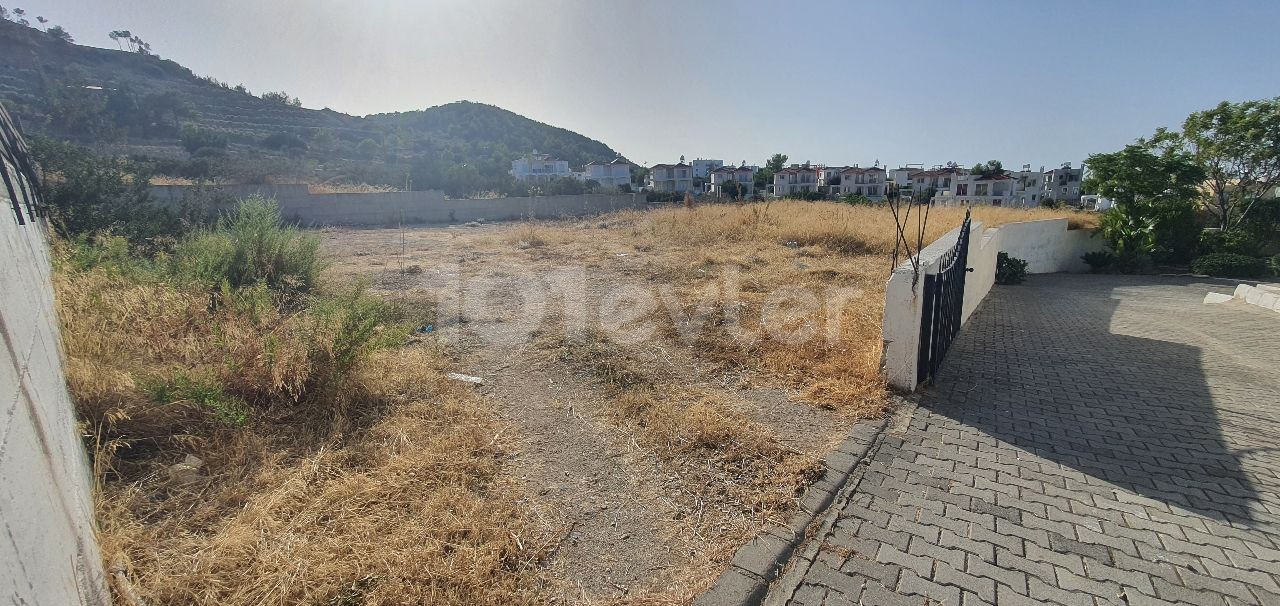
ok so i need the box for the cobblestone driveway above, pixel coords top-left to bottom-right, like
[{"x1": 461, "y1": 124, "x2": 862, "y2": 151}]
[{"x1": 771, "y1": 275, "x2": 1280, "y2": 606}]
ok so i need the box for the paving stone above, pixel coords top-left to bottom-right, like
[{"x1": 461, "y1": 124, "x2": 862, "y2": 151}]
[
  {"x1": 933, "y1": 561, "x2": 995, "y2": 603},
  {"x1": 756, "y1": 276, "x2": 1280, "y2": 606},
  {"x1": 896, "y1": 570, "x2": 960, "y2": 606}
]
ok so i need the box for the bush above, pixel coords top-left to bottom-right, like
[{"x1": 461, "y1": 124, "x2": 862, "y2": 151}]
[
  {"x1": 31, "y1": 137, "x2": 195, "y2": 250},
  {"x1": 1198, "y1": 229, "x2": 1263, "y2": 257},
  {"x1": 996, "y1": 252, "x2": 1029, "y2": 285},
  {"x1": 1271, "y1": 254, "x2": 1280, "y2": 277},
  {"x1": 1081, "y1": 250, "x2": 1118, "y2": 273},
  {"x1": 173, "y1": 196, "x2": 323, "y2": 293},
  {"x1": 179, "y1": 125, "x2": 228, "y2": 155},
  {"x1": 1190, "y1": 253, "x2": 1267, "y2": 278}
]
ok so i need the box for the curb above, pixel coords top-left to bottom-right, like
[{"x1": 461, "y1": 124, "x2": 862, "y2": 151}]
[
  {"x1": 692, "y1": 414, "x2": 892, "y2": 606},
  {"x1": 762, "y1": 400, "x2": 917, "y2": 605}
]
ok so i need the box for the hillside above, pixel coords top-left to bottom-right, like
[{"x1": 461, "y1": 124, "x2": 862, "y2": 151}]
[{"x1": 0, "y1": 18, "x2": 625, "y2": 195}]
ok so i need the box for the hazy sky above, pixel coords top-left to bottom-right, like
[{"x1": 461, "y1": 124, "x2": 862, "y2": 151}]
[{"x1": 19, "y1": 0, "x2": 1280, "y2": 169}]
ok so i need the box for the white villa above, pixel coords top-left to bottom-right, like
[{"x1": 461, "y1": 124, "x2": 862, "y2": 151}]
[
  {"x1": 932, "y1": 163, "x2": 1084, "y2": 207},
  {"x1": 583, "y1": 157, "x2": 632, "y2": 189},
  {"x1": 1043, "y1": 163, "x2": 1084, "y2": 203},
  {"x1": 691, "y1": 158, "x2": 725, "y2": 179},
  {"x1": 773, "y1": 165, "x2": 819, "y2": 197},
  {"x1": 709, "y1": 165, "x2": 756, "y2": 197},
  {"x1": 510, "y1": 153, "x2": 573, "y2": 181},
  {"x1": 648, "y1": 162, "x2": 694, "y2": 193},
  {"x1": 839, "y1": 166, "x2": 887, "y2": 199}
]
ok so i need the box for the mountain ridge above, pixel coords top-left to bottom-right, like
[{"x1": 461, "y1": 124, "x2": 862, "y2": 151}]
[{"x1": 0, "y1": 18, "x2": 628, "y2": 195}]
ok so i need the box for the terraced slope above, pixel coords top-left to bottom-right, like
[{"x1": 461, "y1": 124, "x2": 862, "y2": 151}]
[{"x1": 0, "y1": 19, "x2": 623, "y2": 187}]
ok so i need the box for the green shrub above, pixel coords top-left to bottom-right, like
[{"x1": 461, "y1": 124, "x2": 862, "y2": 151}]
[
  {"x1": 304, "y1": 285, "x2": 408, "y2": 398},
  {"x1": 32, "y1": 137, "x2": 197, "y2": 251},
  {"x1": 1190, "y1": 253, "x2": 1267, "y2": 278},
  {"x1": 1081, "y1": 250, "x2": 1118, "y2": 273},
  {"x1": 173, "y1": 196, "x2": 323, "y2": 293},
  {"x1": 1270, "y1": 254, "x2": 1280, "y2": 277},
  {"x1": 139, "y1": 370, "x2": 249, "y2": 426},
  {"x1": 996, "y1": 252, "x2": 1028, "y2": 285},
  {"x1": 1198, "y1": 229, "x2": 1263, "y2": 257},
  {"x1": 1114, "y1": 252, "x2": 1154, "y2": 274}
]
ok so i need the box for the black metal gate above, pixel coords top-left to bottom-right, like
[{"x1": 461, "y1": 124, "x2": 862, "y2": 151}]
[{"x1": 916, "y1": 209, "x2": 971, "y2": 385}]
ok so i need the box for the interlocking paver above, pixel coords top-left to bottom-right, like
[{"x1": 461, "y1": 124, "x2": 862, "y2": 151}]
[{"x1": 768, "y1": 275, "x2": 1280, "y2": 606}]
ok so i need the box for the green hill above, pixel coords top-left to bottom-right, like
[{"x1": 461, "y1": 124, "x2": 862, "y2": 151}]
[{"x1": 0, "y1": 18, "x2": 626, "y2": 195}]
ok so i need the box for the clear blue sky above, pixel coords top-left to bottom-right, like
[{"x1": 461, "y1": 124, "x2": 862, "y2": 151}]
[{"x1": 19, "y1": 0, "x2": 1280, "y2": 169}]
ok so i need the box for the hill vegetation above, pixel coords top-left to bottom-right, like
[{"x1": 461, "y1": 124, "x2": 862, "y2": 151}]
[{"x1": 0, "y1": 17, "x2": 625, "y2": 196}]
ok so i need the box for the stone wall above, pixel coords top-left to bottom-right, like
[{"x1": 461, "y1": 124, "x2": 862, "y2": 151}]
[{"x1": 149, "y1": 184, "x2": 647, "y2": 226}]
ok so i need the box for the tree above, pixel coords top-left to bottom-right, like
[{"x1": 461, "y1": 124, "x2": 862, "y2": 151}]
[
  {"x1": 11, "y1": 7, "x2": 27, "y2": 26},
  {"x1": 970, "y1": 160, "x2": 1004, "y2": 178},
  {"x1": 180, "y1": 125, "x2": 228, "y2": 155},
  {"x1": 1146, "y1": 97, "x2": 1280, "y2": 232},
  {"x1": 756, "y1": 153, "x2": 790, "y2": 191},
  {"x1": 46, "y1": 25, "x2": 72, "y2": 43},
  {"x1": 261, "y1": 91, "x2": 302, "y2": 107},
  {"x1": 28, "y1": 137, "x2": 189, "y2": 248},
  {"x1": 766, "y1": 153, "x2": 789, "y2": 173},
  {"x1": 34, "y1": 14, "x2": 44, "y2": 28},
  {"x1": 1084, "y1": 144, "x2": 1205, "y2": 261},
  {"x1": 129, "y1": 35, "x2": 152, "y2": 55},
  {"x1": 355, "y1": 138, "x2": 380, "y2": 158},
  {"x1": 108, "y1": 30, "x2": 132, "y2": 50}
]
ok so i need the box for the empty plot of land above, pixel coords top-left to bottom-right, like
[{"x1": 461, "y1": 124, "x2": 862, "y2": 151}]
[{"x1": 322, "y1": 201, "x2": 1094, "y2": 602}]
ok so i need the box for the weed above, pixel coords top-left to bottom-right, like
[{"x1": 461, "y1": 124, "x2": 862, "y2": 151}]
[
  {"x1": 139, "y1": 371, "x2": 250, "y2": 426},
  {"x1": 174, "y1": 196, "x2": 324, "y2": 293}
]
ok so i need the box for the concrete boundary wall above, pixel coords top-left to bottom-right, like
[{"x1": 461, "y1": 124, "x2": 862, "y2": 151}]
[
  {"x1": 1, "y1": 158, "x2": 109, "y2": 601},
  {"x1": 149, "y1": 185, "x2": 646, "y2": 226},
  {"x1": 882, "y1": 217, "x2": 1104, "y2": 390}
]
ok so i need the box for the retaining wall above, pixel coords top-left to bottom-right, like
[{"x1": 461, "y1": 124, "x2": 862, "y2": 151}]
[
  {"x1": 1, "y1": 142, "x2": 109, "y2": 602},
  {"x1": 149, "y1": 184, "x2": 646, "y2": 226},
  {"x1": 882, "y1": 217, "x2": 1105, "y2": 390}
]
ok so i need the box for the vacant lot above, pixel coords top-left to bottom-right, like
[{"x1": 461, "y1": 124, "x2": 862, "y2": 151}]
[
  {"x1": 69, "y1": 200, "x2": 1093, "y2": 605},
  {"x1": 318, "y1": 201, "x2": 1094, "y2": 602}
]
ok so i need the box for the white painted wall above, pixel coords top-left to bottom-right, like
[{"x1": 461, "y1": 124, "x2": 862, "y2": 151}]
[
  {"x1": 1, "y1": 165, "x2": 110, "y2": 603},
  {"x1": 882, "y1": 216, "x2": 1105, "y2": 390}
]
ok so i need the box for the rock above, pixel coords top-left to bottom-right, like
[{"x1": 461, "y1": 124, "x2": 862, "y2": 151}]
[
  {"x1": 446, "y1": 372, "x2": 484, "y2": 385},
  {"x1": 1203, "y1": 292, "x2": 1233, "y2": 304},
  {"x1": 167, "y1": 454, "x2": 205, "y2": 485}
]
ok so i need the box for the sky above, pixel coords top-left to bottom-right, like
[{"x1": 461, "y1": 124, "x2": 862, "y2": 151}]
[{"x1": 17, "y1": 0, "x2": 1280, "y2": 170}]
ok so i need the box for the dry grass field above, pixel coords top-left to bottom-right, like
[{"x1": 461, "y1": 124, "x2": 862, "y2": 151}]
[{"x1": 66, "y1": 200, "x2": 1095, "y2": 605}]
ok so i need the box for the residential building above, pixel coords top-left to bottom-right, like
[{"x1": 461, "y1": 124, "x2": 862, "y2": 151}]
[
  {"x1": 690, "y1": 158, "x2": 725, "y2": 179},
  {"x1": 647, "y1": 162, "x2": 694, "y2": 193},
  {"x1": 889, "y1": 166, "x2": 923, "y2": 200},
  {"x1": 583, "y1": 157, "x2": 632, "y2": 189},
  {"x1": 839, "y1": 166, "x2": 887, "y2": 199},
  {"x1": 934, "y1": 172, "x2": 1019, "y2": 206},
  {"x1": 1043, "y1": 163, "x2": 1084, "y2": 204},
  {"x1": 510, "y1": 153, "x2": 572, "y2": 181},
  {"x1": 912, "y1": 166, "x2": 967, "y2": 199},
  {"x1": 709, "y1": 165, "x2": 756, "y2": 197},
  {"x1": 772, "y1": 165, "x2": 819, "y2": 197},
  {"x1": 817, "y1": 166, "x2": 847, "y2": 196}
]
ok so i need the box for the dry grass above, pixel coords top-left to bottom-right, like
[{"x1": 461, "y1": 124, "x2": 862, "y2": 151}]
[
  {"x1": 518, "y1": 201, "x2": 1096, "y2": 415},
  {"x1": 59, "y1": 264, "x2": 550, "y2": 605},
  {"x1": 308, "y1": 181, "x2": 401, "y2": 194},
  {"x1": 543, "y1": 327, "x2": 822, "y2": 547}
]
